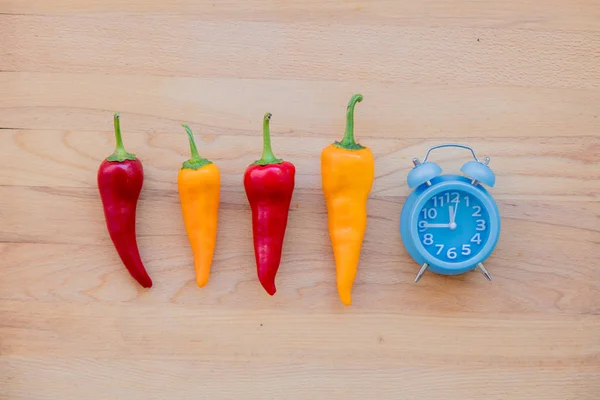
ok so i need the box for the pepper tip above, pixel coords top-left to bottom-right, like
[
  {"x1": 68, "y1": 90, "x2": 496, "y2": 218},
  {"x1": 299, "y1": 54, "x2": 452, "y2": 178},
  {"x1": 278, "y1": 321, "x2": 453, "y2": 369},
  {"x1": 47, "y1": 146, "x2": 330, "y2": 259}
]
[
  {"x1": 264, "y1": 285, "x2": 276, "y2": 296},
  {"x1": 138, "y1": 277, "x2": 152, "y2": 289},
  {"x1": 196, "y1": 276, "x2": 209, "y2": 288},
  {"x1": 259, "y1": 278, "x2": 277, "y2": 296},
  {"x1": 338, "y1": 290, "x2": 352, "y2": 306}
]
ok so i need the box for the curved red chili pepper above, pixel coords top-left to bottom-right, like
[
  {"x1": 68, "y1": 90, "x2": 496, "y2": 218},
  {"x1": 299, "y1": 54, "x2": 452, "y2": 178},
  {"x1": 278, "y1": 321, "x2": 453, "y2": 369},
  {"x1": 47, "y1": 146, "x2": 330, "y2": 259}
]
[
  {"x1": 244, "y1": 113, "x2": 295, "y2": 295},
  {"x1": 97, "y1": 113, "x2": 152, "y2": 288}
]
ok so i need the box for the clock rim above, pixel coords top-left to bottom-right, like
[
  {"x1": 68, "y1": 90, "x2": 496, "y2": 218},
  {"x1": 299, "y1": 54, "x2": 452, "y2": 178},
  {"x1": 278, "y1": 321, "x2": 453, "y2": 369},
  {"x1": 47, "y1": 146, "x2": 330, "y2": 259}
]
[{"x1": 401, "y1": 176, "x2": 501, "y2": 275}]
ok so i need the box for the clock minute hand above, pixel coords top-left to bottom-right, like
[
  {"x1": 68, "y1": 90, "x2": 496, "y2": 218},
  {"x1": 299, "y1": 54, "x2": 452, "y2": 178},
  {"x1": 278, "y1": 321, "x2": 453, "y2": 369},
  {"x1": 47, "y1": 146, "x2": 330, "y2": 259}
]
[{"x1": 449, "y1": 204, "x2": 457, "y2": 230}]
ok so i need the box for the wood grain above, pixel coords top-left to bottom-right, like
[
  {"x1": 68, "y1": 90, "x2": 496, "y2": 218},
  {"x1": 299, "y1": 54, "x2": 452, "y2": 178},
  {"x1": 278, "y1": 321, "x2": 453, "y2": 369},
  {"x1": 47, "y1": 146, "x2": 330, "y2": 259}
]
[
  {"x1": 3, "y1": 16, "x2": 600, "y2": 89},
  {"x1": 2, "y1": 73, "x2": 600, "y2": 140},
  {"x1": 3, "y1": 0, "x2": 600, "y2": 32},
  {"x1": 1, "y1": 0, "x2": 599, "y2": 399}
]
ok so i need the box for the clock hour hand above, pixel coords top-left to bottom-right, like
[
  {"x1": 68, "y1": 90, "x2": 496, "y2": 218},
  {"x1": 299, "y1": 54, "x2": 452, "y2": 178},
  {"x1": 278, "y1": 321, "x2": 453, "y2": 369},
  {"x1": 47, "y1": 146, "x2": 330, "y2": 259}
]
[{"x1": 421, "y1": 222, "x2": 451, "y2": 228}]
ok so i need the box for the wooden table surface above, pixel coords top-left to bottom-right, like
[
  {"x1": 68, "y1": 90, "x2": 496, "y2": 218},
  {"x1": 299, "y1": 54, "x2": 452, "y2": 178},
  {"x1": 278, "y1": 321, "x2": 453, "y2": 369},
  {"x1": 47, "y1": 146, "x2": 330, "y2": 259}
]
[{"x1": 1, "y1": 1, "x2": 599, "y2": 399}]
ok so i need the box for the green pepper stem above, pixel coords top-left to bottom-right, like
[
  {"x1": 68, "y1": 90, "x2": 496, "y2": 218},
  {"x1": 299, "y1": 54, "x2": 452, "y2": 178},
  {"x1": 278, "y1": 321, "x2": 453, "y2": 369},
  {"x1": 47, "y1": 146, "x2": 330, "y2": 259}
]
[
  {"x1": 341, "y1": 94, "x2": 362, "y2": 147},
  {"x1": 114, "y1": 113, "x2": 124, "y2": 149},
  {"x1": 334, "y1": 94, "x2": 365, "y2": 150},
  {"x1": 180, "y1": 123, "x2": 212, "y2": 170},
  {"x1": 107, "y1": 113, "x2": 136, "y2": 162},
  {"x1": 182, "y1": 123, "x2": 201, "y2": 160},
  {"x1": 254, "y1": 112, "x2": 282, "y2": 165}
]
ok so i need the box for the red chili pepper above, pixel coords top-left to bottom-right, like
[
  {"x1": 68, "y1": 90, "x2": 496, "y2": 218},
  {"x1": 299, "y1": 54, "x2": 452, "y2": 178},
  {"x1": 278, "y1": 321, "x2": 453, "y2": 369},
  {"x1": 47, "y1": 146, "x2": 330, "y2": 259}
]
[
  {"x1": 244, "y1": 113, "x2": 295, "y2": 295},
  {"x1": 97, "y1": 113, "x2": 152, "y2": 288}
]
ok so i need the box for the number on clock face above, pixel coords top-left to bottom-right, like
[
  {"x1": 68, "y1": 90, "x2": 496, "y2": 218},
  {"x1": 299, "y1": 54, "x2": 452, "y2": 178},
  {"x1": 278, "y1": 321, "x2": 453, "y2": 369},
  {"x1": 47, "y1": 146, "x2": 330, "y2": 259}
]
[{"x1": 417, "y1": 190, "x2": 490, "y2": 263}]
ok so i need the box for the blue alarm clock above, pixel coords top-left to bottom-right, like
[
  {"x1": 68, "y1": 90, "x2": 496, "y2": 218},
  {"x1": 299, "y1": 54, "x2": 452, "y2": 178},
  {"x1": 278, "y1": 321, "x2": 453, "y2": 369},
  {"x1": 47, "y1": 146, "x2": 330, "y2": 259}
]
[{"x1": 400, "y1": 144, "x2": 500, "y2": 282}]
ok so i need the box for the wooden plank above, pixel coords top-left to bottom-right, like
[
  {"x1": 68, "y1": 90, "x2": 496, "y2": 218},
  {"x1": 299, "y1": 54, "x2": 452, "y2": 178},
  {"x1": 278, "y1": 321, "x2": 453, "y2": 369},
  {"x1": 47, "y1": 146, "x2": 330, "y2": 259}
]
[
  {"x1": 1, "y1": 73, "x2": 598, "y2": 140},
  {"x1": 3, "y1": 358, "x2": 598, "y2": 400},
  {"x1": 0, "y1": 221, "x2": 598, "y2": 314},
  {"x1": 1, "y1": 17, "x2": 599, "y2": 88},
  {"x1": 1, "y1": 128, "x2": 599, "y2": 198},
  {"x1": 2, "y1": 301, "x2": 599, "y2": 363},
  {"x1": 1, "y1": 189, "x2": 598, "y2": 314},
  {"x1": 1, "y1": 0, "x2": 599, "y2": 32}
]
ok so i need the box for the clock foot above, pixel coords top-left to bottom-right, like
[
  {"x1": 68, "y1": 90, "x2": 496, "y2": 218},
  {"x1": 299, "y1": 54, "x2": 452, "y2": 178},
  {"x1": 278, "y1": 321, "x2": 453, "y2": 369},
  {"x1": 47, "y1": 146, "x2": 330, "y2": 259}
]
[
  {"x1": 476, "y1": 262, "x2": 492, "y2": 281},
  {"x1": 415, "y1": 263, "x2": 429, "y2": 283}
]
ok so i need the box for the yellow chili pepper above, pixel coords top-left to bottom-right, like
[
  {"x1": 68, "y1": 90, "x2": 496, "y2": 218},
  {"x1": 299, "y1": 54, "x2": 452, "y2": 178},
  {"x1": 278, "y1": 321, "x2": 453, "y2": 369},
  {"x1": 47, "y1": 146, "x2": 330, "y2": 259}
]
[
  {"x1": 321, "y1": 94, "x2": 374, "y2": 306},
  {"x1": 178, "y1": 123, "x2": 220, "y2": 287}
]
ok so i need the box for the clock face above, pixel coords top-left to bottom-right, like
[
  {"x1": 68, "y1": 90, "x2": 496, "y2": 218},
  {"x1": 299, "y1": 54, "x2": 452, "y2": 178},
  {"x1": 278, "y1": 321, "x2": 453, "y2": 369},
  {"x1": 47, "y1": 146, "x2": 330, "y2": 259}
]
[{"x1": 417, "y1": 189, "x2": 491, "y2": 263}]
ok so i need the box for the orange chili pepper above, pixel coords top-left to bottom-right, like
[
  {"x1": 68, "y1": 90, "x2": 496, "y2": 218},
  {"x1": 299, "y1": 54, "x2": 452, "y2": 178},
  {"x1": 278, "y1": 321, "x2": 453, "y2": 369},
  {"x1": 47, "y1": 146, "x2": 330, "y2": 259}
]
[
  {"x1": 178, "y1": 123, "x2": 220, "y2": 287},
  {"x1": 321, "y1": 94, "x2": 374, "y2": 306}
]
